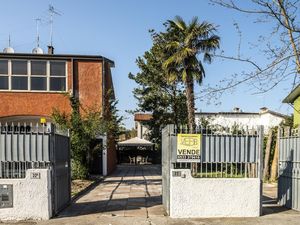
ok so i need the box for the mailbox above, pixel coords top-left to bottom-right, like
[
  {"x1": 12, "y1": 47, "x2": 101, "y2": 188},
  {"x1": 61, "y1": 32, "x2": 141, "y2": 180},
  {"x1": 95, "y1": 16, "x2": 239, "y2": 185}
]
[{"x1": 0, "y1": 184, "x2": 13, "y2": 208}]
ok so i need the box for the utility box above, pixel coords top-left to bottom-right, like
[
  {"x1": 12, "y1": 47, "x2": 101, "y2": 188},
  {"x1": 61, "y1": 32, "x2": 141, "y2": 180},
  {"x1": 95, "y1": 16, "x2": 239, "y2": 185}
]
[{"x1": 0, "y1": 184, "x2": 13, "y2": 208}]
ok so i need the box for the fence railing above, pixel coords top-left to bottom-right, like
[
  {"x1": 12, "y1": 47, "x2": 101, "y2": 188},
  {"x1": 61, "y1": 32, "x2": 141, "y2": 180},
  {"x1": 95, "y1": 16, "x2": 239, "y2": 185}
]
[
  {"x1": 0, "y1": 161, "x2": 51, "y2": 179},
  {"x1": 0, "y1": 122, "x2": 66, "y2": 179},
  {"x1": 168, "y1": 125, "x2": 263, "y2": 179}
]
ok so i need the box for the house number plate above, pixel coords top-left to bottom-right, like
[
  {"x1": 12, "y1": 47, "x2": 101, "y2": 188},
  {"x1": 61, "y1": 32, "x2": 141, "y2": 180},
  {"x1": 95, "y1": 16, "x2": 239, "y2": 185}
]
[{"x1": 30, "y1": 172, "x2": 41, "y2": 179}]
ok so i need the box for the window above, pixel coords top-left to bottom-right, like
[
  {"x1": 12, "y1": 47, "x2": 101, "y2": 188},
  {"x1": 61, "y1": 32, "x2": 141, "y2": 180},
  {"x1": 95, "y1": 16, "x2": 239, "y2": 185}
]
[
  {"x1": 0, "y1": 60, "x2": 8, "y2": 90},
  {"x1": 50, "y1": 61, "x2": 65, "y2": 76},
  {"x1": 31, "y1": 61, "x2": 46, "y2": 75},
  {"x1": 11, "y1": 60, "x2": 28, "y2": 90},
  {"x1": 12, "y1": 60, "x2": 27, "y2": 75},
  {"x1": 50, "y1": 61, "x2": 66, "y2": 91},
  {"x1": 31, "y1": 61, "x2": 47, "y2": 91},
  {"x1": 50, "y1": 77, "x2": 66, "y2": 91},
  {"x1": 12, "y1": 76, "x2": 28, "y2": 90},
  {"x1": 0, "y1": 59, "x2": 67, "y2": 92},
  {"x1": 31, "y1": 77, "x2": 47, "y2": 90},
  {"x1": 0, "y1": 60, "x2": 8, "y2": 74},
  {"x1": 0, "y1": 76, "x2": 8, "y2": 89}
]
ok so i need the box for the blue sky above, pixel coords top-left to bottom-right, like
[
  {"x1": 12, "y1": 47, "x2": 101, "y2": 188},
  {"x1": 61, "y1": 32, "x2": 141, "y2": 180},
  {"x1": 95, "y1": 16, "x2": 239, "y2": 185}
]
[{"x1": 0, "y1": 0, "x2": 295, "y2": 128}]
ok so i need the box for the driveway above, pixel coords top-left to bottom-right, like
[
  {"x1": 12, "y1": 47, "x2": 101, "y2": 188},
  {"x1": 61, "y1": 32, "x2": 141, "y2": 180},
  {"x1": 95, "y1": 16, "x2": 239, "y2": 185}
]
[
  {"x1": 58, "y1": 164, "x2": 164, "y2": 218},
  {"x1": 3, "y1": 165, "x2": 300, "y2": 225}
]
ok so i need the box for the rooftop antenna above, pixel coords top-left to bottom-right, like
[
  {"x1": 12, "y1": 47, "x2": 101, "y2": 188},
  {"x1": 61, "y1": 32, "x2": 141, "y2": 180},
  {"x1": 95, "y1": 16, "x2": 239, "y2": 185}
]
[
  {"x1": 48, "y1": 4, "x2": 61, "y2": 47},
  {"x1": 32, "y1": 18, "x2": 43, "y2": 54},
  {"x1": 8, "y1": 34, "x2": 11, "y2": 47},
  {"x1": 35, "y1": 18, "x2": 41, "y2": 47},
  {"x1": 3, "y1": 34, "x2": 14, "y2": 53}
]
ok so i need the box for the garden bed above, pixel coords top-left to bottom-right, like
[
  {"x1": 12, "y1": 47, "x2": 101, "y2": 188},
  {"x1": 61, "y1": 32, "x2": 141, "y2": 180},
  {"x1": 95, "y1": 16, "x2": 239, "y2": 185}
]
[{"x1": 71, "y1": 179, "x2": 95, "y2": 197}]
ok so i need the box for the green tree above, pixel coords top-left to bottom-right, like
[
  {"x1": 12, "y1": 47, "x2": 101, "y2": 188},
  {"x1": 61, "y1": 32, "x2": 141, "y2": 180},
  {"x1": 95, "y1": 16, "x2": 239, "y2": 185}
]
[
  {"x1": 129, "y1": 32, "x2": 188, "y2": 144},
  {"x1": 162, "y1": 16, "x2": 220, "y2": 132},
  {"x1": 52, "y1": 94, "x2": 123, "y2": 179}
]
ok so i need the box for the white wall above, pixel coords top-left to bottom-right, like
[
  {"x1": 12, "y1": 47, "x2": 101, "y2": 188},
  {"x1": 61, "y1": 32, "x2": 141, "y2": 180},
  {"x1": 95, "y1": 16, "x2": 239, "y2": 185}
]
[
  {"x1": 170, "y1": 169, "x2": 261, "y2": 218},
  {"x1": 135, "y1": 121, "x2": 150, "y2": 139},
  {"x1": 0, "y1": 169, "x2": 52, "y2": 220}
]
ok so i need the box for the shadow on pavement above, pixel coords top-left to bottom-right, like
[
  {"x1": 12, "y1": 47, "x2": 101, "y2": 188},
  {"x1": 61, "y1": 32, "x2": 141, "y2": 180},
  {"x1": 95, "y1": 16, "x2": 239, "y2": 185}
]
[
  {"x1": 57, "y1": 195, "x2": 162, "y2": 218},
  {"x1": 262, "y1": 195, "x2": 291, "y2": 215}
]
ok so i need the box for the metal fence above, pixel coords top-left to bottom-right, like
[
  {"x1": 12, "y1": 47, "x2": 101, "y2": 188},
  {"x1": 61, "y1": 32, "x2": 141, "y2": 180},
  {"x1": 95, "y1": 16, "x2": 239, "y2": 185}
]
[
  {"x1": 168, "y1": 125, "x2": 263, "y2": 178},
  {"x1": 162, "y1": 124, "x2": 263, "y2": 215},
  {"x1": 278, "y1": 128, "x2": 300, "y2": 211}
]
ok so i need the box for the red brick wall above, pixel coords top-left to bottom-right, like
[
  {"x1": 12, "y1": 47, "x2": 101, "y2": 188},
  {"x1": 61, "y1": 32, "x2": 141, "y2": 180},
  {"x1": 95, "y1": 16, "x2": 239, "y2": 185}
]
[
  {"x1": 0, "y1": 92, "x2": 71, "y2": 118},
  {"x1": 76, "y1": 61, "x2": 103, "y2": 111}
]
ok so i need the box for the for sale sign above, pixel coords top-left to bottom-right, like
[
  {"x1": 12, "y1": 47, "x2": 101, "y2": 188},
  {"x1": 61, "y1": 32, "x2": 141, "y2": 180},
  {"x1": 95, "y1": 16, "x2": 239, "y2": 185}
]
[{"x1": 177, "y1": 134, "x2": 201, "y2": 162}]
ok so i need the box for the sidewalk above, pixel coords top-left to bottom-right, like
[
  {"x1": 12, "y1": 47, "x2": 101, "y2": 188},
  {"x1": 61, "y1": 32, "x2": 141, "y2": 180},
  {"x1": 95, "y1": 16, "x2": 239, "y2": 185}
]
[{"x1": 2, "y1": 165, "x2": 299, "y2": 225}]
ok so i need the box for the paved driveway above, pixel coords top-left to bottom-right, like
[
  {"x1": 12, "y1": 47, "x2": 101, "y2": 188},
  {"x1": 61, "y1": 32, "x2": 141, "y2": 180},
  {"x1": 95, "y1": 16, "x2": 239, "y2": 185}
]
[{"x1": 58, "y1": 164, "x2": 164, "y2": 218}]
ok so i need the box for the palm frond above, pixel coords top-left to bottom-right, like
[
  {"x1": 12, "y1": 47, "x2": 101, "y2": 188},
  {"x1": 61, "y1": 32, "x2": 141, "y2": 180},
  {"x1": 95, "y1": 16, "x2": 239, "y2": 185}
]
[
  {"x1": 172, "y1": 15, "x2": 186, "y2": 31},
  {"x1": 203, "y1": 52, "x2": 212, "y2": 63}
]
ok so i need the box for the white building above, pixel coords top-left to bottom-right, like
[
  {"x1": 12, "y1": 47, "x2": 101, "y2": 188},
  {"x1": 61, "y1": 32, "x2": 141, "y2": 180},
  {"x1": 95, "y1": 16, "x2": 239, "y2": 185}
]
[
  {"x1": 195, "y1": 107, "x2": 286, "y2": 134},
  {"x1": 134, "y1": 108, "x2": 286, "y2": 136},
  {"x1": 134, "y1": 113, "x2": 152, "y2": 139}
]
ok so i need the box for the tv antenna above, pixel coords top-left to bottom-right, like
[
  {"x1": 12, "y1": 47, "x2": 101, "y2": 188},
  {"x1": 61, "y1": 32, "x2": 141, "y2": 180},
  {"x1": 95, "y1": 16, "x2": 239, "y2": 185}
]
[
  {"x1": 8, "y1": 34, "x2": 11, "y2": 47},
  {"x1": 35, "y1": 18, "x2": 41, "y2": 47},
  {"x1": 48, "y1": 4, "x2": 61, "y2": 46}
]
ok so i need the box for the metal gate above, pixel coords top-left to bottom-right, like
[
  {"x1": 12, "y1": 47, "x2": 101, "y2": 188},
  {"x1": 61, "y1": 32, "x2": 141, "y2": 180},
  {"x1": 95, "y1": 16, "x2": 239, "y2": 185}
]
[
  {"x1": 0, "y1": 123, "x2": 71, "y2": 215},
  {"x1": 51, "y1": 132, "x2": 71, "y2": 215},
  {"x1": 278, "y1": 129, "x2": 300, "y2": 211}
]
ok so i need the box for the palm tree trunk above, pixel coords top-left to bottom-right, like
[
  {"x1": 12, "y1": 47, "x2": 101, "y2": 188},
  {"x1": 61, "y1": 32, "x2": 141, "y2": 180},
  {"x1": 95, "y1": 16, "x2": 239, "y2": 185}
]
[
  {"x1": 172, "y1": 84, "x2": 179, "y2": 128},
  {"x1": 185, "y1": 75, "x2": 196, "y2": 133},
  {"x1": 185, "y1": 74, "x2": 197, "y2": 175}
]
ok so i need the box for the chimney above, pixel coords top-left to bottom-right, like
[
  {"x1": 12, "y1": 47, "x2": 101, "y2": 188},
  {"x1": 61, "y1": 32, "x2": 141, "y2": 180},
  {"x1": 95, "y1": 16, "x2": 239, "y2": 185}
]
[
  {"x1": 232, "y1": 107, "x2": 242, "y2": 113},
  {"x1": 48, "y1": 45, "x2": 54, "y2": 54},
  {"x1": 259, "y1": 107, "x2": 268, "y2": 114}
]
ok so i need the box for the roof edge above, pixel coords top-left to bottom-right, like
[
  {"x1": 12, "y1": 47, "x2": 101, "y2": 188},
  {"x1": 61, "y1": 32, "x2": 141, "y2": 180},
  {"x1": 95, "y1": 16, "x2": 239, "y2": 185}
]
[
  {"x1": 283, "y1": 84, "x2": 300, "y2": 103},
  {"x1": 0, "y1": 52, "x2": 115, "y2": 66}
]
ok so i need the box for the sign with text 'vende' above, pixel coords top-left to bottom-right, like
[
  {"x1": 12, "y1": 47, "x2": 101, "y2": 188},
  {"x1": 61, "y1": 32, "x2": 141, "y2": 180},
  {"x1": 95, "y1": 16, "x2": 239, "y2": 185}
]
[{"x1": 177, "y1": 134, "x2": 201, "y2": 162}]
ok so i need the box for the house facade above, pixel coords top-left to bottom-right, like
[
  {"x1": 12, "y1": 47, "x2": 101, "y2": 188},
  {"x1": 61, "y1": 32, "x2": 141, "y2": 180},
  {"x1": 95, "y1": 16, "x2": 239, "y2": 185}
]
[
  {"x1": 0, "y1": 50, "x2": 117, "y2": 174},
  {"x1": 283, "y1": 84, "x2": 300, "y2": 126},
  {"x1": 195, "y1": 107, "x2": 286, "y2": 134}
]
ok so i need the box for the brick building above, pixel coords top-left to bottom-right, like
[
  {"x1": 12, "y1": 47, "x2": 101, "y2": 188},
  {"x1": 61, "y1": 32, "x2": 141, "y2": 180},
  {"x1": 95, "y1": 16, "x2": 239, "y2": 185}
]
[{"x1": 0, "y1": 49, "x2": 117, "y2": 174}]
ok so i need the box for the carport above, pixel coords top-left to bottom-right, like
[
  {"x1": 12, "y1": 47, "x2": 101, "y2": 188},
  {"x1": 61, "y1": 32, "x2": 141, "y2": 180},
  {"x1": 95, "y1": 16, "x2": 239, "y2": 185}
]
[{"x1": 117, "y1": 137, "x2": 155, "y2": 164}]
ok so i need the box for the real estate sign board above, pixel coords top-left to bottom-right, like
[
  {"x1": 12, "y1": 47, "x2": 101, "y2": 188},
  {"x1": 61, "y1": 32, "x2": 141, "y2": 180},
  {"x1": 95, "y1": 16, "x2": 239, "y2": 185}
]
[{"x1": 177, "y1": 134, "x2": 201, "y2": 162}]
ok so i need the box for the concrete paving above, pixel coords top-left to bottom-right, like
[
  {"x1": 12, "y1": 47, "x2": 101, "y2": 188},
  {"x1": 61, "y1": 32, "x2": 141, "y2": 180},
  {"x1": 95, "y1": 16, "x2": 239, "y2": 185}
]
[
  {"x1": 58, "y1": 164, "x2": 165, "y2": 219},
  {"x1": 2, "y1": 165, "x2": 300, "y2": 225}
]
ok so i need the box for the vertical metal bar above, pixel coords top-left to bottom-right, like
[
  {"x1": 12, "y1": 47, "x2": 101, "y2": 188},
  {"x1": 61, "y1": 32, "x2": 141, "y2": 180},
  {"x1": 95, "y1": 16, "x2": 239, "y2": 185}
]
[{"x1": 258, "y1": 126, "x2": 264, "y2": 180}]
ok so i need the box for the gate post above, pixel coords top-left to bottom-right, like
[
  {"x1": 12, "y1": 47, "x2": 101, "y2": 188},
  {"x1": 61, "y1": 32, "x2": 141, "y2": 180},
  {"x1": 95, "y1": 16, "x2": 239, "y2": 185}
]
[
  {"x1": 258, "y1": 125, "x2": 264, "y2": 216},
  {"x1": 162, "y1": 124, "x2": 174, "y2": 216},
  {"x1": 102, "y1": 134, "x2": 107, "y2": 176}
]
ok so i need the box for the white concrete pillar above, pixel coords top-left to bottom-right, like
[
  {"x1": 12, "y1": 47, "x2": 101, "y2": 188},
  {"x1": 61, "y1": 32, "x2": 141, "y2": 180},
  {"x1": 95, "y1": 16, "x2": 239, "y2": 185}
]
[
  {"x1": 102, "y1": 134, "x2": 107, "y2": 176},
  {"x1": 137, "y1": 122, "x2": 142, "y2": 139}
]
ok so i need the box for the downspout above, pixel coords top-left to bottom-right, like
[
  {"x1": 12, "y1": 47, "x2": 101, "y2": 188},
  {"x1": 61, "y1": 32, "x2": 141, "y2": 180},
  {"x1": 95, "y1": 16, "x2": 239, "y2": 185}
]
[{"x1": 102, "y1": 58, "x2": 106, "y2": 116}]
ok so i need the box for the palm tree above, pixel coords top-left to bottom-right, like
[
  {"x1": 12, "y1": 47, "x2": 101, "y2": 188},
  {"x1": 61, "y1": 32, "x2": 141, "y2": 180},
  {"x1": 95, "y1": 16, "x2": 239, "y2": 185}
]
[{"x1": 163, "y1": 16, "x2": 220, "y2": 132}]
